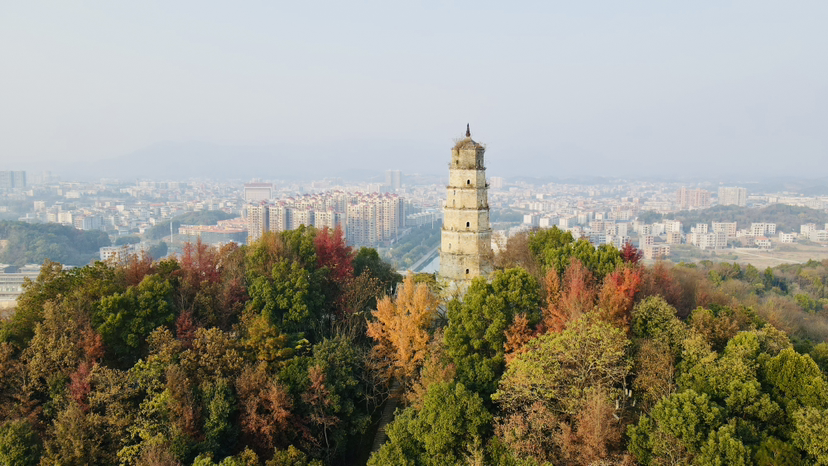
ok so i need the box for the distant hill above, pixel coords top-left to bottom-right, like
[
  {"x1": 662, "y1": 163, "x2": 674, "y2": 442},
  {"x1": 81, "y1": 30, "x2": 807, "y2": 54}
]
[
  {"x1": 0, "y1": 221, "x2": 110, "y2": 266},
  {"x1": 57, "y1": 139, "x2": 446, "y2": 181},
  {"x1": 647, "y1": 205, "x2": 828, "y2": 233}
]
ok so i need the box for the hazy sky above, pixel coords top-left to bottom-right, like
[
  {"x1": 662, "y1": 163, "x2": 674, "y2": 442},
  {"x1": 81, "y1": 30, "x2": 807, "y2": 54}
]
[{"x1": 1, "y1": 1, "x2": 827, "y2": 179}]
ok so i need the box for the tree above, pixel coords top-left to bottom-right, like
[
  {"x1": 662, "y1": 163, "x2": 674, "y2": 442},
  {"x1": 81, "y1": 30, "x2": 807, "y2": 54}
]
[
  {"x1": 313, "y1": 226, "x2": 353, "y2": 286},
  {"x1": 1, "y1": 260, "x2": 73, "y2": 348},
  {"x1": 620, "y1": 241, "x2": 643, "y2": 264},
  {"x1": 118, "y1": 252, "x2": 156, "y2": 287},
  {"x1": 299, "y1": 336, "x2": 371, "y2": 461},
  {"x1": 176, "y1": 240, "x2": 223, "y2": 327},
  {"x1": 353, "y1": 247, "x2": 402, "y2": 295},
  {"x1": 696, "y1": 423, "x2": 751, "y2": 466},
  {"x1": 546, "y1": 258, "x2": 597, "y2": 331},
  {"x1": 792, "y1": 406, "x2": 828, "y2": 465},
  {"x1": 541, "y1": 267, "x2": 565, "y2": 332},
  {"x1": 494, "y1": 312, "x2": 631, "y2": 417},
  {"x1": 559, "y1": 389, "x2": 623, "y2": 465},
  {"x1": 503, "y1": 313, "x2": 535, "y2": 363},
  {"x1": 627, "y1": 390, "x2": 724, "y2": 465},
  {"x1": 235, "y1": 363, "x2": 293, "y2": 455},
  {"x1": 201, "y1": 377, "x2": 238, "y2": 458},
  {"x1": 639, "y1": 261, "x2": 683, "y2": 311},
  {"x1": 366, "y1": 274, "x2": 438, "y2": 392},
  {"x1": 529, "y1": 227, "x2": 622, "y2": 280},
  {"x1": 0, "y1": 419, "x2": 42, "y2": 466},
  {"x1": 445, "y1": 268, "x2": 541, "y2": 396},
  {"x1": 810, "y1": 342, "x2": 828, "y2": 374},
  {"x1": 762, "y1": 348, "x2": 828, "y2": 413},
  {"x1": 630, "y1": 296, "x2": 687, "y2": 354},
  {"x1": 633, "y1": 338, "x2": 676, "y2": 411},
  {"x1": 368, "y1": 382, "x2": 492, "y2": 466},
  {"x1": 94, "y1": 274, "x2": 175, "y2": 366},
  {"x1": 494, "y1": 400, "x2": 558, "y2": 464},
  {"x1": 493, "y1": 231, "x2": 543, "y2": 283},
  {"x1": 405, "y1": 329, "x2": 456, "y2": 408},
  {"x1": 266, "y1": 446, "x2": 322, "y2": 466},
  {"x1": 597, "y1": 264, "x2": 642, "y2": 331},
  {"x1": 247, "y1": 258, "x2": 325, "y2": 335},
  {"x1": 42, "y1": 402, "x2": 110, "y2": 465}
]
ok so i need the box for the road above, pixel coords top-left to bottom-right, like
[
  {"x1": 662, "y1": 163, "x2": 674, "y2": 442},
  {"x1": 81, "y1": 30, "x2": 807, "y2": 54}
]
[
  {"x1": 732, "y1": 248, "x2": 801, "y2": 264},
  {"x1": 407, "y1": 246, "x2": 440, "y2": 273}
]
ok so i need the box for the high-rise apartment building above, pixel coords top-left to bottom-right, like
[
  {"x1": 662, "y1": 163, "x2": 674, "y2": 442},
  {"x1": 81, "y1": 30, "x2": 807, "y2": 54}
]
[
  {"x1": 246, "y1": 203, "x2": 270, "y2": 242},
  {"x1": 718, "y1": 187, "x2": 748, "y2": 207},
  {"x1": 676, "y1": 187, "x2": 711, "y2": 210},
  {"x1": 245, "y1": 191, "x2": 403, "y2": 247},
  {"x1": 268, "y1": 204, "x2": 290, "y2": 233},
  {"x1": 385, "y1": 170, "x2": 402, "y2": 191},
  {"x1": 347, "y1": 202, "x2": 378, "y2": 246},
  {"x1": 440, "y1": 125, "x2": 492, "y2": 285},
  {"x1": 0, "y1": 171, "x2": 26, "y2": 190},
  {"x1": 244, "y1": 183, "x2": 273, "y2": 202}
]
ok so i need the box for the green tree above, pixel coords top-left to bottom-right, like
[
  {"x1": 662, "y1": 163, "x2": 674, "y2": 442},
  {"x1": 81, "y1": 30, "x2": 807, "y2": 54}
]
[
  {"x1": 696, "y1": 423, "x2": 751, "y2": 466},
  {"x1": 810, "y1": 342, "x2": 828, "y2": 374},
  {"x1": 0, "y1": 419, "x2": 42, "y2": 466},
  {"x1": 299, "y1": 336, "x2": 371, "y2": 460},
  {"x1": 266, "y1": 445, "x2": 323, "y2": 465},
  {"x1": 627, "y1": 390, "x2": 724, "y2": 465},
  {"x1": 1, "y1": 260, "x2": 76, "y2": 348},
  {"x1": 762, "y1": 348, "x2": 828, "y2": 413},
  {"x1": 792, "y1": 406, "x2": 828, "y2": 465},
  {"x1": 368, "y1": 382, "x2": 492, "y2": 466},
  {"x1": 631, "y1": 296, "x2": 687, "y2": 355},
  {"x1": 42, "y1": 403, "x2": 110, "y2": 465},
  {"x1": 528, "y1": 227, "x2": 622, "y2": 280},
  {"x1": 494, "y1": 312, "x2": 631, "y2": 417},
  {"x1": 353, "y1": 247, "x2": 402, "y2": 294},
  {"x1": 247, "y1": 257, "x2": 325, "y2": 335},
  {"x1": 94, "y1": 274, "x2": 175, "y2": 366},
  {"x1": 201, "y1": 378, "x2": 237, "y2": 458},
  {"x1": 445, "y1": 268, "x2": 541, "y2": 396},
  {"x1": 754, "y1": 436, "x2": 804, "y2": 466}
]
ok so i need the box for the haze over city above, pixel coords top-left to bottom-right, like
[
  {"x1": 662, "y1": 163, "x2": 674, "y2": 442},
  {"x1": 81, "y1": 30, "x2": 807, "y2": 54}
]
[{"x1": 2, "y1": 1, "x2": 827, "y2": 180}]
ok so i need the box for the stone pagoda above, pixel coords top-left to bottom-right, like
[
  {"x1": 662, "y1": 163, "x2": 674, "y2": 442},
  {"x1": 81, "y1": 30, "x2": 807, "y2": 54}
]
[{"x1": 439, "y1": 124, "x2": 493, "y2": 286}]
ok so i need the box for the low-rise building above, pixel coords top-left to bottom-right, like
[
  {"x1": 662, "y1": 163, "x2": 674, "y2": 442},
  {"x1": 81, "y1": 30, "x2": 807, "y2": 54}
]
[
  {"x1": 0, "y1": 264, "x2": 41, "y2": 308},
  {"x1": 712, "y1": 222, "x2": 737, "y2": 239},
  {"x1": 755, "y1": 237, "x2": 772, "y2": 249},
  {"x1": 643, "y1": 244, "x2": 670, "y2": 260},
  {"x1": 809, "y1": 230, "x2": 828, "y2": 243},
  {"x1": 779, "y1": 232, "x2": 796, "y2": 244}
]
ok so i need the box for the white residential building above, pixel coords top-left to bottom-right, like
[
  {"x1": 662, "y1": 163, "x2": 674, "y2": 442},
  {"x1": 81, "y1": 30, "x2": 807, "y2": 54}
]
[{"x1": 718, "y1": 187, "x2": 748, "y2": 207}]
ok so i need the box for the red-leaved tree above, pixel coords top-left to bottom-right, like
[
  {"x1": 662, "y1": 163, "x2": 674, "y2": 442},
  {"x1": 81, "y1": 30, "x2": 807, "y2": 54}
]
[
  {"x1": 314, "y1": 225, "x2": 354, "y2": 285},
  {"x1": 543, "y1": 259, "x2": 597, "y2": 333},
  {"x1": 620, "y1": 241, "x2": 642, "y2": 265},
  {"x1": 597, "y1": 265, "x2": 643, "y2": 332}
]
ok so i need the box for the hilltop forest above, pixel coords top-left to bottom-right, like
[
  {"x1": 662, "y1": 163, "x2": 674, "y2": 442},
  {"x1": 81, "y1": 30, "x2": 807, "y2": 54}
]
[
  {"x1": 1, "y1": 225, "x2": 828, "y2": 465},
  {"x1": 639, "y1": 204, "x2": 828, "y2": 233},
  {"x1": 0, "y1": 221, "x2": 110, "y2": 266}
]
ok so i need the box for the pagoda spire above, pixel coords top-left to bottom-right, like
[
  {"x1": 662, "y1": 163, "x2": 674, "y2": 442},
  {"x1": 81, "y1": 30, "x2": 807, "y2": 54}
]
[{"x1": 465, "y1": 123, "x2": 471, "y2": 138}]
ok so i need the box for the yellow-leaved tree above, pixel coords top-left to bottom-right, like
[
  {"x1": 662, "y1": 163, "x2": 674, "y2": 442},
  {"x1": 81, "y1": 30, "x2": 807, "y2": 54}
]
[{"x1": 366, "y1": 274, "x2": 438, "y2": 394}]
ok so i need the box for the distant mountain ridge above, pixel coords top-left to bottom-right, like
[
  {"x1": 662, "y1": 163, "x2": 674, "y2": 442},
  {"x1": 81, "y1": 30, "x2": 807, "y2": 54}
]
[{"x1": 57, "y1": 140, "x2": 446, "y2": 182}]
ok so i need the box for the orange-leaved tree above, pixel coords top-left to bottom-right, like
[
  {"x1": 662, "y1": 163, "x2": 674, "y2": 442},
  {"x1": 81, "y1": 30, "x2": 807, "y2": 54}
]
[
  {"x1": 366, "y1": 273, "x2": 438, "y2": 394},
  {"x1": 544, "y1": 258, "x2": 597, "y2": 332},
  {"x1": 597, "y1": 264, "x2": 643, "y2": 332}
]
